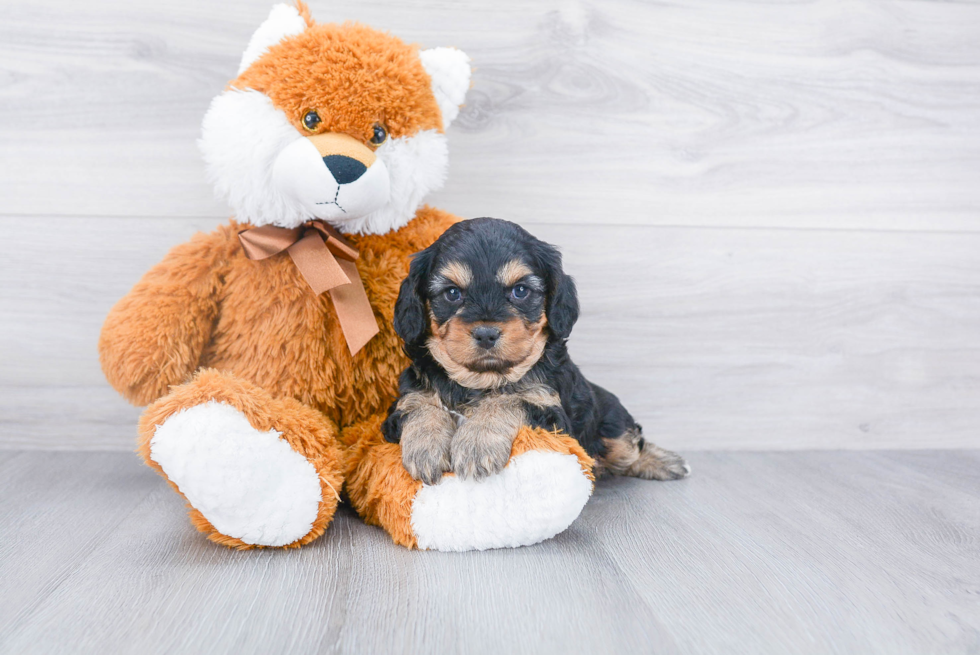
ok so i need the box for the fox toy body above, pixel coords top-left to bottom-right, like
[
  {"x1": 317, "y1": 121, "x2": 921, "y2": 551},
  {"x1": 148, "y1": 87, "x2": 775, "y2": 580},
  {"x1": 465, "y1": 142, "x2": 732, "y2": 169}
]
[{"x1": 99, "y1": 2, "x2": 594, "y2": 551}]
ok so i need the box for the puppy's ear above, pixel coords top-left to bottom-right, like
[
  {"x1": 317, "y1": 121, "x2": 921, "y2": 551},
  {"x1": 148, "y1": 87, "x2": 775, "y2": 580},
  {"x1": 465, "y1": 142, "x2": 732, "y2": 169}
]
[
  {"x1": 536, "y1": 241, "x2": 579, "y2": 340},
  {"x1": 394, "y1": 247, "x2": 434, "y2": 347}
]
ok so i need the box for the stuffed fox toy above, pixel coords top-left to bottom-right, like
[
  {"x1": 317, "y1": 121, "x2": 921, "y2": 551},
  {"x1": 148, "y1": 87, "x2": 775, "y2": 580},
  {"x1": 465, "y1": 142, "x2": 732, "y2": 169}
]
[{"x1": 99, "y1": 2, "x2": 594, "y2": 551}]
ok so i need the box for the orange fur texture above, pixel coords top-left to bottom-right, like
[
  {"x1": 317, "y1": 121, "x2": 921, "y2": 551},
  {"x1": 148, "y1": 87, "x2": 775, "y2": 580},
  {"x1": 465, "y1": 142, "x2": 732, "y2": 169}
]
[
  {"x1": 102, "y1": 207, "x2": 456, "y2": 424},
  {"x1": 233, "y1": 21, "x2": 444, "y2": 141}
]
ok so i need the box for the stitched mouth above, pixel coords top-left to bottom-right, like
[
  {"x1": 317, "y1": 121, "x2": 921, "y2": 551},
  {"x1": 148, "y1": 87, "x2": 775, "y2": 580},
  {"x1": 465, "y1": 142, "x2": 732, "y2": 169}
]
[{"x1": 315, "y1": 186, "x2": 346, "y2": 212}]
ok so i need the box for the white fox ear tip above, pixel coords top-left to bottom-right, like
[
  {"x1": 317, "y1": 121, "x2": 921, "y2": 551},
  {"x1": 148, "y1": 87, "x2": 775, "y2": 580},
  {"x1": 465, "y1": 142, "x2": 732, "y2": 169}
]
[
  {"x1": 237, "y1": 4, "x2": 309, "y2": 75},
  {"x1": 419, "y1": 47, "x2": 472, "y2": 128},
  {"x1": 421, "y1": 46, "x2": 471, "y2": 61}
]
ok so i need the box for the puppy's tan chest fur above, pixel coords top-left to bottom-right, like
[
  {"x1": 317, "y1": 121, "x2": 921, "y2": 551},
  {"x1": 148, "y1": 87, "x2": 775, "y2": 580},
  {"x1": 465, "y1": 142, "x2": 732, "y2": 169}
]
[{"x1": 198, "y1": 208, "x2": 457, "y2": 427}]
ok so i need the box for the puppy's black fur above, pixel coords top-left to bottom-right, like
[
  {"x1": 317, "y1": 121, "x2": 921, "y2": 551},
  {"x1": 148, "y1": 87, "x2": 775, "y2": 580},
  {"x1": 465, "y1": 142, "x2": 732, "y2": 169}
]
[{"x1": 384, "y1": 217, "x2": 687, "y2": 480}]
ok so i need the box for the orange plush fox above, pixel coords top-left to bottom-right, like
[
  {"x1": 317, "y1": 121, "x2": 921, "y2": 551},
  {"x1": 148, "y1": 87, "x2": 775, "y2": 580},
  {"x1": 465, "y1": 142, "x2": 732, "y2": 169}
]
[{"x1": 99, "y1": 2, "x2": 593, "y2": 551}]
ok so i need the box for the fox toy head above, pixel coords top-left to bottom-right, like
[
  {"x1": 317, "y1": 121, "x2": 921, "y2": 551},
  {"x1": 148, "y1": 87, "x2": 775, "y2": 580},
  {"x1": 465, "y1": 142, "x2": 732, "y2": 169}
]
[{"x1": 199, "y1": 2, "x2": 471, "y2": 235}]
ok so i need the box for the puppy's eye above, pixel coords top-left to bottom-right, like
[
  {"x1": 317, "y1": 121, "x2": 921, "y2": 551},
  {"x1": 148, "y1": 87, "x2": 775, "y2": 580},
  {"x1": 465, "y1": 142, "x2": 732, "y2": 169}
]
[
  {"x1": 511, "y1": 284, "x2": 530, "y2": 300},
  {"x1": 370, "y1": 123, "x2": 388, "y2": 146},
  {"x1": 444, "y1": 287, "x2": 462, "y2": 303},
  {"x1": 303, "y1": 110, "x2": 321, "y2": 131}
]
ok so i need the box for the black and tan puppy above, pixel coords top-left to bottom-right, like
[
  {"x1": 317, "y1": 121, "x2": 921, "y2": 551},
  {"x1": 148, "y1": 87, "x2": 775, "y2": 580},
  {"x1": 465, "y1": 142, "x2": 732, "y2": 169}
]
[{"x1": 383, "y1": 217, "x2": 689, "y2": 484}]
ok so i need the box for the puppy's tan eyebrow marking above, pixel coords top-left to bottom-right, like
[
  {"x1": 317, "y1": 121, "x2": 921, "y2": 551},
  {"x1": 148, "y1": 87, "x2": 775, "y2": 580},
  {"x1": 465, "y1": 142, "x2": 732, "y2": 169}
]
[
  {"x1": 437, "y1": 261, "x2": 473, "y2": 288},
  {"x1": 496, "y1": 260, "x2": 533, "y2": 287}
]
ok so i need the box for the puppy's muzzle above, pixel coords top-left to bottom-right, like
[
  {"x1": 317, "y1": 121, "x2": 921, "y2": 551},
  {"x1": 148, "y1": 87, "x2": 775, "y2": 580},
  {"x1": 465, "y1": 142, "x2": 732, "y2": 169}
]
[{"x1": 471, "y1": 325, "x2": 501, "y2": 350}]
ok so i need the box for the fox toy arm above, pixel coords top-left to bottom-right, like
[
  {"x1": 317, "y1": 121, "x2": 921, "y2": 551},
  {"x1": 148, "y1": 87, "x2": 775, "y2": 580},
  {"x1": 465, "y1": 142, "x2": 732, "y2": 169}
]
[{"x1": 99, "y1": 230, "x2": 233, "y2": 406}]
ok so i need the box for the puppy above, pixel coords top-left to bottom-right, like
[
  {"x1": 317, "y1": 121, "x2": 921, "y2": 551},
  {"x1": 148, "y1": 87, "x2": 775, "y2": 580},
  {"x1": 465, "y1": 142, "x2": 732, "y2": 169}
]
[{"x1": 383, "y1": 217, "x2": 689, "y2": 484}]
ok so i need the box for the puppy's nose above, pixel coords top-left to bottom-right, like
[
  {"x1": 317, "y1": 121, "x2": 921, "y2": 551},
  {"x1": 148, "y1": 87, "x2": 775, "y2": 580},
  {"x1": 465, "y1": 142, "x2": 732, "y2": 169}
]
[
  {"x1": 322, "y1": 155, "x2": 367, "y2": 184},
  {"x1": 471, "y1": 326, "x2": 502, "y2": 350}
]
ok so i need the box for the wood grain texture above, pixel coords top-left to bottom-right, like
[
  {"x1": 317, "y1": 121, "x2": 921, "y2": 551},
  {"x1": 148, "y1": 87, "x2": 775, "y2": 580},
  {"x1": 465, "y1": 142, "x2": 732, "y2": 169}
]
[
  {"x1": 0, "y1": 449, "x2": 977, "y2": 654},
  {"x1": 0, "y1": 0, "x2": 978, "y2": 230},
  {"x1": 4, "y1": 216, "x2": 979, "y2": 450}
]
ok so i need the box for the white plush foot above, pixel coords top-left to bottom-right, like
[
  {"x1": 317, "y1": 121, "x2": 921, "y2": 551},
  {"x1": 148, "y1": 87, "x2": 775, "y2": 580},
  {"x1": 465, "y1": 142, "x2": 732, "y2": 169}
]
[
  {"x1": 410, "y1": 450, "x2": 593, "y2": 552},
  {"x1": 149, "y1": 401, "x2": 322, "y2": 547}
]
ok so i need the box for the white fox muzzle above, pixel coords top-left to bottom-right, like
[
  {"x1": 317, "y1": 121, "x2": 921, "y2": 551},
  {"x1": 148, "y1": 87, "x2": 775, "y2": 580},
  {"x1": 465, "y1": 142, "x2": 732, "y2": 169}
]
[{"x1": 272, "y1": 133, "x2": 391, "y2": 223}]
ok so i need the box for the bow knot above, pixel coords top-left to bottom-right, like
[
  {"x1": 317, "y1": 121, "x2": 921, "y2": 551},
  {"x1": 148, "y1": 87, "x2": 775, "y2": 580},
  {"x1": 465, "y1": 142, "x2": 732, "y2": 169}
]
[{"x1": 238, "y1": 220, "x2": 380, "y2": 355}]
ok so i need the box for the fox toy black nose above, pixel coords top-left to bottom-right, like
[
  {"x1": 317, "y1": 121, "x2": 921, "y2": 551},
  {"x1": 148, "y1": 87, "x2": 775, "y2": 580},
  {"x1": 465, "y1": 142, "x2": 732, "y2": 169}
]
[
  {"x1": 472, "y1": 326, "x2": 501, "y2": 350},
  {"x1": 322, "y1": 155, "x2": 367, "y2": 184}
]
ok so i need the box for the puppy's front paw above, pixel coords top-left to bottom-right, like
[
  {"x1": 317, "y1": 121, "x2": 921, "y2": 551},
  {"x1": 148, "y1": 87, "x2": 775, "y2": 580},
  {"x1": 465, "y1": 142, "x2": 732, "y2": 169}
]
[
  {"x1": 398, "y1": 396, "x2": 457, "y2": 485},
  {"x1": 452, "y1": 423, "x2": 514, "y2": 480},
  {"x1": 450, "y1": 420, "x2": 515, "y2": 480},
  {"x1": 402, "y1": 440, "x2": 452, "y2": 486}
]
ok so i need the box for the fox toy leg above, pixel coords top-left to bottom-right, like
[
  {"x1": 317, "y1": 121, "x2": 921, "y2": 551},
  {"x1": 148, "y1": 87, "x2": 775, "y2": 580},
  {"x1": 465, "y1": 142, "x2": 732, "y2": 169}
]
[
  {"x1": 342, "y1": 418, "x2": 595, "y2": 551},
  {"x1": 138, "y1": 369, "x2": 343, "y2": 549}
]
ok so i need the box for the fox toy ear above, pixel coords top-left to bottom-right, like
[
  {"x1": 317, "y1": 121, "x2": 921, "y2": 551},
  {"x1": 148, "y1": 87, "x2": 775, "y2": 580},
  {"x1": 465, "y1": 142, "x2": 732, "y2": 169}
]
[
  {"x1": 419, "y1": 47, "x2": 472, "y2": 128},
  {"x1": 237, "y1": 3, "x2": 310, "y2": 75}
]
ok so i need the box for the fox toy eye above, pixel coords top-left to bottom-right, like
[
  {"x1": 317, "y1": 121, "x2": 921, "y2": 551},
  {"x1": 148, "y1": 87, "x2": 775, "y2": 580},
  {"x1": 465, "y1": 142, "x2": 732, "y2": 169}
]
[
  {"x1": 302, "y1": 110, "x2": 321, "y2": 131},
  {"x1": 370, "y1": 123, "x2": 388, "y2": 146}
]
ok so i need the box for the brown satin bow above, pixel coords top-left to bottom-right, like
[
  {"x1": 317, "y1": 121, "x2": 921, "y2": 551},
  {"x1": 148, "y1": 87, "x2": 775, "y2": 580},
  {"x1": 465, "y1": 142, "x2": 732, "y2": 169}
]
[{"x1": 238, "y1": 220, "x2": 380, "y2": 355}]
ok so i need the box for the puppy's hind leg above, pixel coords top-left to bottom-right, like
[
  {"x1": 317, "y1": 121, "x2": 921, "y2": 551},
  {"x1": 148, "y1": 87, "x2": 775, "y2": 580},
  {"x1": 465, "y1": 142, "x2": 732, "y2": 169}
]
[
  {"x1": 601, "y1": 427, "x2": 690, "y2": 481},
  {"x1": 590, "y1": 382, "x2": 689, "y2": 481}
]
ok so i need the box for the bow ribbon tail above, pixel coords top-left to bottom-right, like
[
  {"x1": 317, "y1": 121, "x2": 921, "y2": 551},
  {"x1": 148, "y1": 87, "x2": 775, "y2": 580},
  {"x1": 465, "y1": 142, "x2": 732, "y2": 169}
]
[
  {"x1": 285, "y1": 230, "x2": 380, "y2": 354},
  {"x1": 286, "y1": 229, "x2": 351, "y2": 294},
  {"x1": 330, "y1": 259, "x2": 381, "y2": 354}
]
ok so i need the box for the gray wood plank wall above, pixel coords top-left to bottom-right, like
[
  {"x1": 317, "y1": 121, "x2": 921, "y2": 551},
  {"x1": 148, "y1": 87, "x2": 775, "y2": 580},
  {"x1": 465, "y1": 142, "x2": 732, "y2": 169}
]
[{"x1": 2, "y1": 0, "x2": 979, "y2": 450}]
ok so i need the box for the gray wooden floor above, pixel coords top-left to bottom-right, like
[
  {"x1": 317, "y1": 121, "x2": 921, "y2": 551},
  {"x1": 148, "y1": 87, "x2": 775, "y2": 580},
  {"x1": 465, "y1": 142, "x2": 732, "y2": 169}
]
[{"x1": 1, "y1": 448, "x2": 977, "y2": 655}]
